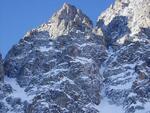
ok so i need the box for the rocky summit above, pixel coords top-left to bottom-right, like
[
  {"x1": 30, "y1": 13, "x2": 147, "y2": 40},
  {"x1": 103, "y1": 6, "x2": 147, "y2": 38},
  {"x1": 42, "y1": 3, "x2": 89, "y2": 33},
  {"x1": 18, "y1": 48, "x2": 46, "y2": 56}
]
[
  {"x1": 38, "y1": 3, "x2": 93, "y2": 38},
  {"x1": 0, "y1": 0, "x2": 150, "y2": 113}
]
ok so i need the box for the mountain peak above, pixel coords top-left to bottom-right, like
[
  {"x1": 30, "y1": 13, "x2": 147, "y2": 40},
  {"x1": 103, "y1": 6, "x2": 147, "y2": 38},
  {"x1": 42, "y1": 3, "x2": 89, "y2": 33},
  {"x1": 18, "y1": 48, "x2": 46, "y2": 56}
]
[
  {"x1": 96, "y1": 0, "x2": 150, "y2": 44},
  {"x1": 98, "y1": 0, "x2": 149, "y2": 23},
  {"x1": 53, "y1": 2, "x2": 80, "y2": 22},
  {"x1": 38, "y1": 3, "x2": 93, "y2": 38},
  {"x1": 62, "y1": 2, "x2": 74, "y2": 9}
]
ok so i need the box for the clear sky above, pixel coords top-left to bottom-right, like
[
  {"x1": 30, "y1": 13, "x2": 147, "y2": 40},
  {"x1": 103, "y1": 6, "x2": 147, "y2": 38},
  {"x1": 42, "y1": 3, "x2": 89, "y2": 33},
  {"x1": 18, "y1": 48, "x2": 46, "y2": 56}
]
[{"x1": 0, "y1": 0, "x2": 114, "y2": 57}]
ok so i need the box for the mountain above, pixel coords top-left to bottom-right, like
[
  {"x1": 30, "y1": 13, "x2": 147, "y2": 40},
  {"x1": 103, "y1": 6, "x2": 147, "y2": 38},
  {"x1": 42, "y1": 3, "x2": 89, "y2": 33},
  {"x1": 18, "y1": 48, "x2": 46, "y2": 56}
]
[
  {"x1": 0, "y1": 0, "x2": 150, "y2": 113},
  {"x1": 2, "y1": 3, "x2": 106, "y2": 113}
]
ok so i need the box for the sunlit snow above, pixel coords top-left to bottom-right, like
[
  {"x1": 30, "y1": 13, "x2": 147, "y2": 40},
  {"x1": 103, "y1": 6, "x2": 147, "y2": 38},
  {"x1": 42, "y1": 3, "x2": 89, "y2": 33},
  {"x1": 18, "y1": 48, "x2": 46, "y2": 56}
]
[
  {"x1": 4, "y1": 76, "x2": 34, "y2": 102},
  {"x1": 93, "y1": 97, "x2": 124, "y2": 113}
]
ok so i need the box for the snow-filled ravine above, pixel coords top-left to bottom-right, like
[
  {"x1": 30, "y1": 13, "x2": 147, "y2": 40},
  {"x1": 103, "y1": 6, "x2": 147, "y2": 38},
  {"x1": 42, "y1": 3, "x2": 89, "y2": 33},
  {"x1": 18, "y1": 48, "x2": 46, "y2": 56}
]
[
  {"x1": 94, "y1": 97, "x2": 124, "y2": 113},
  {"x1": 4, "y1": 76, "x2": 34, "y2": 102}
]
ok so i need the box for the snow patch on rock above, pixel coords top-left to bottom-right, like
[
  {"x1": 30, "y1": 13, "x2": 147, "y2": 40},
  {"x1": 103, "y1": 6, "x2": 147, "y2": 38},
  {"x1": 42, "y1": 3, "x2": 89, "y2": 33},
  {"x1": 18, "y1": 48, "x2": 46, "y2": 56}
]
[{"x1": 4, "y1": 76, "x2": 34, "y2": 102}]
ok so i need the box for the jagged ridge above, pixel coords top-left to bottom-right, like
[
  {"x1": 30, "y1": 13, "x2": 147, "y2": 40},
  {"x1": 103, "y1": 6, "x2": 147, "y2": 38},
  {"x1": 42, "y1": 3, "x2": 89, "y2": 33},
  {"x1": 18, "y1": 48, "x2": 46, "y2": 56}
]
[{"x1": 38, "y1": 3, "x2": 93, "y2": 38}]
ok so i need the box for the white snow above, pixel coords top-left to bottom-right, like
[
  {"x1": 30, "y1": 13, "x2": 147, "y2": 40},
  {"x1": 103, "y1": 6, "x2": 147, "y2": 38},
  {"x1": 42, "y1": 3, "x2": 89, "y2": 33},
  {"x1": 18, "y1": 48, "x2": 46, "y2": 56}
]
[
  {"x1": 134, "y1": 102, "x2": 150, "y2": 113},
  {"x1": 57, "y1": 76, "x2": 75, "y2": 85},
  {"x1": 51, "y1": 76, "x2": 75, "y2": 90},
  {"x1": 109, "y1": 81, "x2": 133, "y2": 90},
  {"x1": 72, "y1": 57, "x2": 93, "y2": 64},
  {"x1": 128, "y1": 92, "x2": 137, "y2": 97},
  {"x1": 4, "y1": 76, "x2": 34, "y2": 102},
  {"x1": 36, "y1": 46, "x2": 61, "y2": 52},
  {"x1": 108, "y1": 70, "x2": 136, "y2": 90},
  {"x1": 15, "y1": 55, "x2": 26, "y2": 60},
  {"x1": 44, "y1": 68, "x2": 68, "y2": 76},
  {"x1": 80, "y1": 76, "x2": 89, "y2": 80},
  {"x1": 117, "y1": 36, "x2": 127, "y2": 44},
  {"x1": 78, "y1": 42, "x2": 96, "y2": 47},
  {"x1": 92, "y1": 97, "x2": 124, "y2": 113},
  {"x1": 38, "y1": 46, "x2": 52, "y2": 52},
  {"x1": 41, "y1": 102, "x2": 49, "y2": 108},
  {"x1": 100, "y1": 64, "x2": 106, "y2": 75}
]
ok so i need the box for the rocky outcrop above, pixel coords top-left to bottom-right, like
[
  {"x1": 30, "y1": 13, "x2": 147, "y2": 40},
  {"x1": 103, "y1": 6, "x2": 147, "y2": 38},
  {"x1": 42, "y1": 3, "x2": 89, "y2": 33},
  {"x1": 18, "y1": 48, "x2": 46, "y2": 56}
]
[
  {"x1": 0, "y1": 53, "x2": 4, "y2": 81},
  {"x1": 38, "y1": 3, "x2": 93, "y2": 38}
]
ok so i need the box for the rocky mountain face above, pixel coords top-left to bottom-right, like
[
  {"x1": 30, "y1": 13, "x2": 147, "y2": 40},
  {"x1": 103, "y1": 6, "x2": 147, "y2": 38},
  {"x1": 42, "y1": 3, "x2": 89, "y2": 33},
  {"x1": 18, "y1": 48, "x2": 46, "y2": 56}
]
[
  {"x1": 96, "y1": 0, "x2": 150, "y2": 113},
  {"x1": 0, "y1": 1, "x2": 150, "y2": 113},
  {"x1": 2, "y1": 3, "x2": 106, "y2": 113}
]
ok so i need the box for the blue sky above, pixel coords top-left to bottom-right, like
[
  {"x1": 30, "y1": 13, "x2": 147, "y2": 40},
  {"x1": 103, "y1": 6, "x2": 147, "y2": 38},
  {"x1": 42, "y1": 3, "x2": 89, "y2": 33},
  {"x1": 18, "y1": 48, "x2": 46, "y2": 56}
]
[{"x1": 0, "y1": 0, "x2": 114, "y2": 57}]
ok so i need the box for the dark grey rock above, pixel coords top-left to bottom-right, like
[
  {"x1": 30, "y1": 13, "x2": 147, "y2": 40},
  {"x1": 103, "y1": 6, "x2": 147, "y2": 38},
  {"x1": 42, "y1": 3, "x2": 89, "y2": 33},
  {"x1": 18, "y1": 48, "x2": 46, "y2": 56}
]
[{"x1": 0, "y1": 53, "x2": 4, "y2": 81}]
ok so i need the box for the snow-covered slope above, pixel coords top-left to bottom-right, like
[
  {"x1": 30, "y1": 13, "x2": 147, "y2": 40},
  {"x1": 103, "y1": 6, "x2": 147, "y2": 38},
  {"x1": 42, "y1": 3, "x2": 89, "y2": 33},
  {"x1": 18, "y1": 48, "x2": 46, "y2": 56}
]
[{"x1": 0, "y1": 0, "x2": 150, "y2": 113}]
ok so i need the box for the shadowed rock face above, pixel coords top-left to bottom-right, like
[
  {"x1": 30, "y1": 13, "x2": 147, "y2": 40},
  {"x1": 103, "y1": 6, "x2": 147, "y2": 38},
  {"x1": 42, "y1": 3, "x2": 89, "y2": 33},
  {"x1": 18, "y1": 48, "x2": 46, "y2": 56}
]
[{"x1": 0, "y1": 53, "x2": 4, "y2": 81}]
